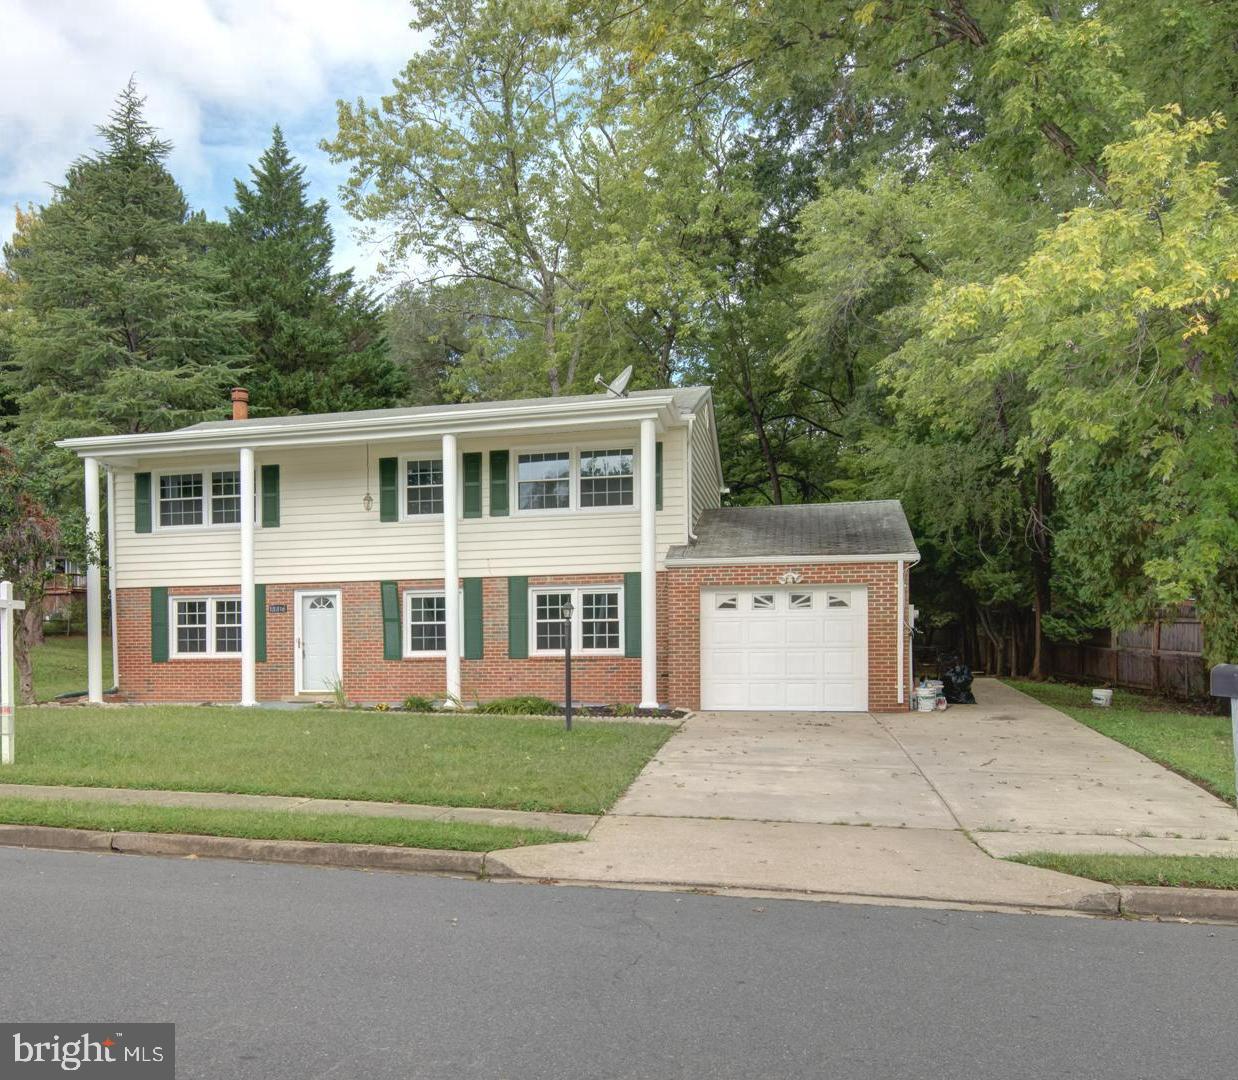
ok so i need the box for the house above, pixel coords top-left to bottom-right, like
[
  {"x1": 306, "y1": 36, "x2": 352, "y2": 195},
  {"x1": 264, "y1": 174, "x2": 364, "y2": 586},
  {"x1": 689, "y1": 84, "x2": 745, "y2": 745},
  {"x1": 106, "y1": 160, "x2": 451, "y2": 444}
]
[
  {"x1": 57, "y1": 386, "x2": 919, "y2": 712},
  {"x1": 42, "y1": 556, "x2": 87, "y2": 623}
]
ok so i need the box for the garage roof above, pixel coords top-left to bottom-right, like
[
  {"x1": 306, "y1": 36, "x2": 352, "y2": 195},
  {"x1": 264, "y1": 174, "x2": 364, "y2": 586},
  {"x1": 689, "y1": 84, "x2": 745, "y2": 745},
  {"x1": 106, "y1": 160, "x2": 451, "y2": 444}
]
[{"x1": 667, "y1": 500, "x2": 919, "y2": 563}]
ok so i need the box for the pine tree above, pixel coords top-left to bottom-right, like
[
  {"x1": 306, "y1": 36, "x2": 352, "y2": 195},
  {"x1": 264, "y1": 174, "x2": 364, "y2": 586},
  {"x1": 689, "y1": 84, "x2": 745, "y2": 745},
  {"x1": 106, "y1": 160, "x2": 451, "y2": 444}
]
[
  {"x1": 4, "y1": 80, "x2": 249, "y2": 446},
  {"x1": 219, "y1": 127, "x2": 406, "y2": 415}
]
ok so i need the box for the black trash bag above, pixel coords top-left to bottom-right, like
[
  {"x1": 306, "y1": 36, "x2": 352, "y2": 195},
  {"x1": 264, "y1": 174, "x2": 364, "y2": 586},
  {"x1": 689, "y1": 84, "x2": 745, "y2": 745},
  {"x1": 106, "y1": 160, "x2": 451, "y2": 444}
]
[{"x1": 941, "y1": 660, "x2": 976, "y2": 705}]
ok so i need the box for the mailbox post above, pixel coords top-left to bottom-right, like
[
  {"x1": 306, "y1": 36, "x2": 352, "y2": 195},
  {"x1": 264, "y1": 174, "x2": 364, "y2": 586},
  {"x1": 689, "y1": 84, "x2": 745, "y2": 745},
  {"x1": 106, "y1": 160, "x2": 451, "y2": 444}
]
[
  {"x1": 1210, "y1": 664, "x2": 1238, "y2": 806},
  {"x1": 0, "y1": 581, "x2": 27, "y2": 765}
]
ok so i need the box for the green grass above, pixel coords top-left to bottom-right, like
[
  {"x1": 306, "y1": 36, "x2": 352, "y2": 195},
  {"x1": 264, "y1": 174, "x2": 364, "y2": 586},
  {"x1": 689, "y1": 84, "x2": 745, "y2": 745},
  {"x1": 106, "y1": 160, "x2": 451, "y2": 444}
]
[
  {"x1": 1006, "y1": 679, "x2": 1235, "y2": 804},
  {"x1": 1010, "y1": 851, "x2": 1238, "y2": 890},
  {"x1": 0, "y1": 796, "x2": 573, "y2": 851},
  {"x1": 6, "y1": 704, "x2": 673, "y2": 814},
  {"x1": 30, "y1": 634, "x2": 113, "y2": 701}
]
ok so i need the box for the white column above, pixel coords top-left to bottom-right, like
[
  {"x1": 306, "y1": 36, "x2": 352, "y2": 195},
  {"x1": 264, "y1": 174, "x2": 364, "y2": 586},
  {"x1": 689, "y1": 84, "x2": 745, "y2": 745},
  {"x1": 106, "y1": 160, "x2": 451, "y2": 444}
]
[
  {"x1": 896, "y1": 558, "x2": 906, "y2": 705},
  {"x1": 639, "y1": 418, "x2": 658, "y2": 708},
  {"x1": 106, "y1": 467, "x2": 118, "y2": 689},
  {"x1": 1, "y1": 580, "x2": 20, "y2": 764},
  {"x1": 84, "y1": 456, "x2": 103, "y2": 703},
  {"x1": 442, "y1": 433, "x2": 461, "y2": 704},
  {"x1": 239, "y1": 447, "x2": 257, "y2": 706}
]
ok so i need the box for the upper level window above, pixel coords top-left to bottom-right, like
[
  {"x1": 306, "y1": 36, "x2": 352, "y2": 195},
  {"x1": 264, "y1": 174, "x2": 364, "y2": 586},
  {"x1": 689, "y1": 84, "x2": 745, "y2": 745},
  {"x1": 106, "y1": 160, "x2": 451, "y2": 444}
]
[
  {"x1": 579, "y1": 449, "x2": 634, "y2": 508},
  {"x1": 405, "y1": 459, "x2": 444, "y2": 516},
  {"x1": 159, "y1": 470, "x2": 241, "y2": 528},
  {"x1": 517, "y1": 452, "x2": 571, "y2": 511}
]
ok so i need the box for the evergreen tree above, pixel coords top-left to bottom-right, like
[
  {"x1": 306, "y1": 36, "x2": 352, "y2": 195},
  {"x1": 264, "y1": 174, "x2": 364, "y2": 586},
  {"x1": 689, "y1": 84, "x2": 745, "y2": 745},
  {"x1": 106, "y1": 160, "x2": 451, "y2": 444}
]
[
  {"x1": 219, "y1": 127, "x2": 406, "y2": 414},
  {"x1": 3, "y1": 80, "x2": 248, "y2": 451}
]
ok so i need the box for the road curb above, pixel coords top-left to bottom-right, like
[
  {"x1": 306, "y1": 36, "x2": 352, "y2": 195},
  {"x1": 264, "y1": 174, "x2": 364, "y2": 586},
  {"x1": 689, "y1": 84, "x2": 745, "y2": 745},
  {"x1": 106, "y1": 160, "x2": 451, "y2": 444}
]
[
  {"x1": 1119, "y1": 885, "x2": 1238, "y2": 922},
  {"x1": 0, "y1": 824, "x2": 486, "y2": 876}
]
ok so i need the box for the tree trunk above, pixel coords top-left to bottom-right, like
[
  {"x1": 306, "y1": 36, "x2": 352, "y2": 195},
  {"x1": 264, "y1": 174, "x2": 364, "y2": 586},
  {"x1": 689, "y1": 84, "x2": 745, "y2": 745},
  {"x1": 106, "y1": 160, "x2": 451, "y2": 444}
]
[
  {"x1": 735, "y1": 362, "x2": 782, "y2": 503},
  {"x1": 1029, "y1": 455, "x2": 1054, "y2": 679},
  {"x1": 15, "y1": 604, "x2": 42, "y2": 705}
]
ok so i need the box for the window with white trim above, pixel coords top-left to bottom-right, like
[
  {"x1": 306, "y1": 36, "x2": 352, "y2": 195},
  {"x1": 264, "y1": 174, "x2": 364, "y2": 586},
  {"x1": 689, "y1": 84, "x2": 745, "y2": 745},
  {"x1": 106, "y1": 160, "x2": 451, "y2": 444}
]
[
  {"x1": 579, "y1": 448, "x2": 634, "y2": 507},
  {"x1": 789, "y1": 592, "x2": 813, "y2": 610},
  {"x1": 827, "y1": 593, "x2": 851, "y2": 608},
  {"x1": 158, "y1": 469, "x2": 242, "y2": 528},
  {"x1": 530, "y1": 585, "x2": 624, "y2": 655},
  {"x1": 171, "y1": 597, "x2": 242, "y2": 657},
  {"x1": 405, "y1": 458, "x2": 444, "y2": 516},
  {"x1": 401, "y1": 589, "x2": 465, "y2": 656},
  {"x1": 751, "y1": 593, "x2": 776, "y2": 610},
  {"x1": 517, "y1": 452, "x2": 571, "y2": 510}
]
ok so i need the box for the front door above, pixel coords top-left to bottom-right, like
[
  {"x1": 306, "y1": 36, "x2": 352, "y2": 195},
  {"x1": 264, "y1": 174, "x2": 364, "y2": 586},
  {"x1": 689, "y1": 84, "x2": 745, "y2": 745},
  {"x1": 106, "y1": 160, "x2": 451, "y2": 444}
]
[{"x1": 298, "y1": 592, "x2": 340, "y2": 693}]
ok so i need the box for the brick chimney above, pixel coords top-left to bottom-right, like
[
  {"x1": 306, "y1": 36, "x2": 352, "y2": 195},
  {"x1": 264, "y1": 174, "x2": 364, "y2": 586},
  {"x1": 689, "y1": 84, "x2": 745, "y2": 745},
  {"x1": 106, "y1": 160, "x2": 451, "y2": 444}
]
[{"x1": 231, "y1": 387, "x2": 250, "y2": 421}]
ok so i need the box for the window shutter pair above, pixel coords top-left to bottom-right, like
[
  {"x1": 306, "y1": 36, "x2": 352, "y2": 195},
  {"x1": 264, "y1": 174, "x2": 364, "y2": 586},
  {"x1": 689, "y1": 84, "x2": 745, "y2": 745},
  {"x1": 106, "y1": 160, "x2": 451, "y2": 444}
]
[
  {"x1": 507, "y1": 575, "x2": 641, "y2": 658},
  {"x1": 380, "y1": 579, "x2": 484, "y2": 660},
  {"x1": 134, "y1": 466, "x2": 279, "y2": 530},
  {"x1": 150, "y1": 585, "x2": 267, "y2": 662}
]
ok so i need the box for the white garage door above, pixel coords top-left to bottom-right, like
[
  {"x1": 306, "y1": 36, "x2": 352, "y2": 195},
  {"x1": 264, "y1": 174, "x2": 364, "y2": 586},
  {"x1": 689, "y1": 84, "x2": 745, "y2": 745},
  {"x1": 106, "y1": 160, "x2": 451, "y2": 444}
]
[{"x1": 700, "y1": 587, "x2": 868, "y2": 711}]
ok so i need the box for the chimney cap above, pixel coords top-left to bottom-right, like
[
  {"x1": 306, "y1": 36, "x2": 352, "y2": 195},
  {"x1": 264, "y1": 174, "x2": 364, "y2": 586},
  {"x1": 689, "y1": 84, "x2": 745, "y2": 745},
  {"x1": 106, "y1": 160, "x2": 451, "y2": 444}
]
[
  {"x1": 230, "y1": 387, "x2": 250, "y2": 401},
  {"x1": 230, "y1": 386, "x2": 250, "y2": 422}
]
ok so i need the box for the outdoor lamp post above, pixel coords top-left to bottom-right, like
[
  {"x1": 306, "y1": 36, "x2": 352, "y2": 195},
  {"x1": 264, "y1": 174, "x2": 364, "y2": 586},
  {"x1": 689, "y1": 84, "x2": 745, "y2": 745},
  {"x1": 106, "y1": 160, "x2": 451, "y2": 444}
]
[{"x1": 562, "y1": 598, "x2": 574, "y2": 732}]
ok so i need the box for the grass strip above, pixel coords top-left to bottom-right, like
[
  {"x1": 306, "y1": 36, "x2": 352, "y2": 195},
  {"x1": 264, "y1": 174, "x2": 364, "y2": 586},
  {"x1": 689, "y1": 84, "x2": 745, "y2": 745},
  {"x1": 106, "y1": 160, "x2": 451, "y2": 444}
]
[
  {"x1": 0, "y1": 797, "x2": 577, "y2": 852},
  {"x1": 1010, "y1": 851, "x2": 1238, "y2": 890}
]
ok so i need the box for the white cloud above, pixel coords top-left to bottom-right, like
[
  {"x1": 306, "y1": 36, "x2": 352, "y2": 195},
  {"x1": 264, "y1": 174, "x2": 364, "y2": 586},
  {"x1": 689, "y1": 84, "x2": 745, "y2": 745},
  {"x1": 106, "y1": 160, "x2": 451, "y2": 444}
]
[{"x1": 0, "y1": 0, "x2": 421, "y2": 277}]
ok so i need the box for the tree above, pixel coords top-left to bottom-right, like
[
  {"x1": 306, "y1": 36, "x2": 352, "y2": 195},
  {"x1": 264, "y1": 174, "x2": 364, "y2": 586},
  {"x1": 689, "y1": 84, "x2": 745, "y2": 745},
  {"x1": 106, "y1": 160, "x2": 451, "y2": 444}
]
[
  {"x1": 218, "y1": 127, "x2": 407, "y2": 415},
  {"x1": 0, "y1": 447, "x2": 67, "y2": 703},
  {"x1": 3, "y1": 80, "x2": 249, "y2": 476}
]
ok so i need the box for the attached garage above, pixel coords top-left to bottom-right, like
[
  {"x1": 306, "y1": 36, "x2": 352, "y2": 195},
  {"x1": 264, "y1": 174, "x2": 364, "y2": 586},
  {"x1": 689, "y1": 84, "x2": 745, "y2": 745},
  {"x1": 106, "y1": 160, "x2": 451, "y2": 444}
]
[
  {"x1": 664, "y1": 500, "x2": 919, "y2": 713},
  {"x1": 700, "y1": 586, "x2": 868, "y2": 711}
]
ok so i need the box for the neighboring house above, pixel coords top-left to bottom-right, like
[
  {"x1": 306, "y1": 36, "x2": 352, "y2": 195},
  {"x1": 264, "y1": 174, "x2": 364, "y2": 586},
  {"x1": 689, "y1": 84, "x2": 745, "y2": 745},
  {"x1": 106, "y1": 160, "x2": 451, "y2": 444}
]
[
  {"x1": 58, "y1": 386, "x2": 918, "y2": 712},
  {"x1": 43, "y1": 556, "x2": 87, "y2": 621}
]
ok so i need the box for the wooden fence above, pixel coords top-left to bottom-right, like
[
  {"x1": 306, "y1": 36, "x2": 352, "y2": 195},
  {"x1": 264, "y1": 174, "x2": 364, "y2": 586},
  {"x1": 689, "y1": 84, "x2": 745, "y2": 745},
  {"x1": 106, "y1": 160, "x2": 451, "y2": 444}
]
[{"x1": 1044, "y1": 605, "x2": 1208, "y2": 699}]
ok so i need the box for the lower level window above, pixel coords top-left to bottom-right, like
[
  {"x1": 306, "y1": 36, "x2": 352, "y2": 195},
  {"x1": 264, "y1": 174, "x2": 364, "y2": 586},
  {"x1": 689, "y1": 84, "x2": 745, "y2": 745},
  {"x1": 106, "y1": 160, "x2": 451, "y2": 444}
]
[
  {"x1": 172, "y1": 597, "x2": 241, "y2": 657},
  {"x1": 406, "y1": 592, "x2": 447, "y2": 654},
  {"x1": 530, "y1": 585, "x2": 624, "y2": 654}
]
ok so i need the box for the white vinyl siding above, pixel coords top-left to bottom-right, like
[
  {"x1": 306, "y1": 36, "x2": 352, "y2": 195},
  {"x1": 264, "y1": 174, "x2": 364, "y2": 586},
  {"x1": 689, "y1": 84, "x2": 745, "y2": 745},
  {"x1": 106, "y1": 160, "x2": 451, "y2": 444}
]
[
  {"x1": 689, "y1": 401, "x2": 723, "y2": 530},
  {"x1": 112, "y1": 426, "x2": 694, "y2": 586}
]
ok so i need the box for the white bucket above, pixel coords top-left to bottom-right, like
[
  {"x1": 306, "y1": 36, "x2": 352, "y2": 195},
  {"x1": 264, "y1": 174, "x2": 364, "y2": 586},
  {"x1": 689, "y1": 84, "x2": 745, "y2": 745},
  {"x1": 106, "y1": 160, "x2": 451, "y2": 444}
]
[
  {"x1": 1092, "y1": 688, "x2": 1114, "y2": 707},
  {"x1": 916, "y1": 687, "x2": 937, "y2": 713}
]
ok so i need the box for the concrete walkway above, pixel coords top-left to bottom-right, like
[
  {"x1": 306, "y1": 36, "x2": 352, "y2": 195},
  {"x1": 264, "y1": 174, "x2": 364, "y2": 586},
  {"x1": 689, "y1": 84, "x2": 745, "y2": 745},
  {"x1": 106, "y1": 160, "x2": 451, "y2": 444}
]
[
  {"x1": 0, "y1": 783, "x2": 597, "y2": 836},
  {"x1": 491, "y1": 680, "x2": 1238, "y2": 912}
]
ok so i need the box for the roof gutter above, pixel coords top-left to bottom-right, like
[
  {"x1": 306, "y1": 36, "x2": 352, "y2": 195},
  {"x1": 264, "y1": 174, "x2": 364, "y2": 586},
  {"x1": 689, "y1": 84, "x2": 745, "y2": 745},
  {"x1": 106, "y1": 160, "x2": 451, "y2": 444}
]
[{"x1": 664, "y1": 552, "x2": 921, "y2": 567}]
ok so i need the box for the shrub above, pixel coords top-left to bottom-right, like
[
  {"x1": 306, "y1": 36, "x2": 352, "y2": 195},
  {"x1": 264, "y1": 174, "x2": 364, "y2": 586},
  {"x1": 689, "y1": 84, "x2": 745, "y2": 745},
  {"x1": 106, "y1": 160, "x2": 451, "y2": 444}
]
[
  {"x1": 474, "y1": 695, "x2": 559, "y2": 716},
  {"x1": 610, "y1": 701, "x2": 637, "y2": 717},
  {"x1": 402, "y1": 694, "x2": 436, "y2": 713}
]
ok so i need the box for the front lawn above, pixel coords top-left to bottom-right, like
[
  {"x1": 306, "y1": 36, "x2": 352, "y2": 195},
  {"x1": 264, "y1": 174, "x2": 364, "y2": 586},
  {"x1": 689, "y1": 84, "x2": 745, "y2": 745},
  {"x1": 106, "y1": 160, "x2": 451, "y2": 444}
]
[
  {"x1": 1010, "y1": 851, "x2": 1238, "y2": 891},
  {"x1": 1005, "y1": 679, "x2": 1235, "y2": 804},
  {"x1": 30, "y1": 634, "x2": 113, "y2": 701},
  {"x1": 0, "y1": 796, "x2": 573, "y2": 851},
  {"x1": 4, "y1": 705, "x2": 673, "y2": 814}
]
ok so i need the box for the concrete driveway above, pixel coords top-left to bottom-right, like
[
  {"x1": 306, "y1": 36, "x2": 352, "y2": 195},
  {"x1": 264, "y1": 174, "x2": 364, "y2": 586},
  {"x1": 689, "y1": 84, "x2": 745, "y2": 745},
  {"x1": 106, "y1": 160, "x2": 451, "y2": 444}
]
[
  {"x1": 613, "y1": 679, "x2": 1238, "y2": 840},
  {"x1": 492, "y1": 680, "x2": 1238, "y2": 913}
]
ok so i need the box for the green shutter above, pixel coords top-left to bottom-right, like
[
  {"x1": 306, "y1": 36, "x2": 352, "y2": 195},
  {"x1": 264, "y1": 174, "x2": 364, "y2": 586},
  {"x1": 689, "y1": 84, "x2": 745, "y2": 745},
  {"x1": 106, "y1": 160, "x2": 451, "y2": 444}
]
[
  {"x1": 462, "y1": 452, "x2": 483, "y2": 518},
  {"x1": 150, "y1": 586, "x2": 169, "y2": 663},
  {"x1": 135, "y1": 473, "x2": 152, "y2": 533},
  {"x1": 260, "y1": 465, "x2": 280, "y2": 527},
  {"x1": 381, "y1": 581, "x2": 401, "y2": 660},
  {"x1": 655, "y1": 442, "x2": 663, "y2": 511},
  {"x1": 463, "y1": 577, "x2": 483, "y2": 659},
  {"x1": 489, "y1": 450, "x2": 509, "y2": 516},
  {"x1": 379, "y1": 457, "x2": 398, "y2": 522},
  {"x1": 255, "y1": 584, "x2": 267, "y2": 663},
  {"x1": 624, "y1": 572, "x2": 641, "y2": 657},
  {"x1": 507, "y1": 576, "x2": 528, "y2": 659}
]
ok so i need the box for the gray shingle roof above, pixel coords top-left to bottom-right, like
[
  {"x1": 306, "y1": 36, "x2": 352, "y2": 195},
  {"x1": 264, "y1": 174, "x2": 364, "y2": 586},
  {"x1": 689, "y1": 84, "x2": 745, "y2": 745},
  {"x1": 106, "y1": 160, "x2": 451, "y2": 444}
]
[
  {"x1": 667, "y1": 501, "x2": 918, "y2": 562},
  {"x1": 183, "y1": 386, "x2": 711, "y2": 433}
]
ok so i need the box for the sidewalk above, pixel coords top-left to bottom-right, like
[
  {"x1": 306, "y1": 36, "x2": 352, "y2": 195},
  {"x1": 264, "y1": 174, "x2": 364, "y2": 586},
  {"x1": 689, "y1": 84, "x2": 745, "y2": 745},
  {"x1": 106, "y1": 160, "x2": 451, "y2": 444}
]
[{"x1": 0, "y1": 783, "x2": 598, "y2": 836}]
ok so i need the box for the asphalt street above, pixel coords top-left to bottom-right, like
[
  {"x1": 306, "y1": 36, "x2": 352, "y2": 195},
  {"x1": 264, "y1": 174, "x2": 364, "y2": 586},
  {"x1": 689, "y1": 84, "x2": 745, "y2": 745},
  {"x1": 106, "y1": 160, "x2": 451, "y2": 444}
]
[{"x1": 1, "y1": 847, "x2": 1235, "y2": 1079}]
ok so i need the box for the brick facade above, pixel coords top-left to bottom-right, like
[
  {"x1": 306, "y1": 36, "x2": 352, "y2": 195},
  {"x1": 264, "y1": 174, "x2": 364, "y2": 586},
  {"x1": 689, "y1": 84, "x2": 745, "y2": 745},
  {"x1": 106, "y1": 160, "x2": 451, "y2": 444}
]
[{"x1": 115, "y1": 563, "x2": 909, "y2": 710}]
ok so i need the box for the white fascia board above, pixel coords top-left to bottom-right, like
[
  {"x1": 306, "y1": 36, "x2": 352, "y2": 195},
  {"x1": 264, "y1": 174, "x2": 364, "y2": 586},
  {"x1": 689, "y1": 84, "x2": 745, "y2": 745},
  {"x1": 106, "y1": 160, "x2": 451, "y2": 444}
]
[
  {"x1": 665, "y1": 552, "x2": 921, "y2": 566},
  {"x1": 56, "y1": 394, "x2": 683, "y2": 460}
]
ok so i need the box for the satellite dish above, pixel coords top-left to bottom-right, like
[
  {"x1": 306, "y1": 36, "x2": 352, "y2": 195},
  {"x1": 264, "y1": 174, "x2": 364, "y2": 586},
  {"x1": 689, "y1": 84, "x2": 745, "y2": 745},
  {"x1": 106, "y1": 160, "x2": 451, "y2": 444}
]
[{"x1": 593, "y1": 364, "x2": 633, "y2": 399}]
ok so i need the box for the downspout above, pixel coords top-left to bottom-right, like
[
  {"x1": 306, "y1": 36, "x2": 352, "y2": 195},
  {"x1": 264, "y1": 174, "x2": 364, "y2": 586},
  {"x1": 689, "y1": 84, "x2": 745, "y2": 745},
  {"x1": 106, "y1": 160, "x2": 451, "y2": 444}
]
[
  {"x1": 106, "y1": 466, "x2": 118, "y2": 690},
  {"x1": 896, "y1": 555, "x2": 921, "y2": 706},
  {"x1": 685, "y1": 415, "x2": 698, "y2": 541}
]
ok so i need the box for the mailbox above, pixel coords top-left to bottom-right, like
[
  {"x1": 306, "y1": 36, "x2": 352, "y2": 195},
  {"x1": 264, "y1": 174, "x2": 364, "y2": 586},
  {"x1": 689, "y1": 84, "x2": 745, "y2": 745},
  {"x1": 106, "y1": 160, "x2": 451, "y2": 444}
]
[{"x1": 1211, "y1": 664, "x2": 1238, "y2": 700}]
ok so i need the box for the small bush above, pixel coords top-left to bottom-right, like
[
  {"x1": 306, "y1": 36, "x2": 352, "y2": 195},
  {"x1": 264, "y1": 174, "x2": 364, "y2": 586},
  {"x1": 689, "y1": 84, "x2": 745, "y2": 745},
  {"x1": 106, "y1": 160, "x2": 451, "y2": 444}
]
[
  {"x1": 372, "y1": 702, "x2": 390, "y2": 712},
  {"x1": 474, "y1": 695, "x2": 559, "y2": 716},
  {"x1": 402, "y1": 695, "x2": 436, "y2": 713},
  {"x1": 610, "y1": 701, "x2": 637, "y2": 717}
]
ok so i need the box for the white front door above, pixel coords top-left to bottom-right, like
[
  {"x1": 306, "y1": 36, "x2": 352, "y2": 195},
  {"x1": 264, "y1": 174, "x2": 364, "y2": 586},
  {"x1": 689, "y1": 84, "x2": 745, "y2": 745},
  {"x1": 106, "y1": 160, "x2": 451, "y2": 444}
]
[
  {"x1": 700, "y1": 587, "x2": 869, "y2": 711},
  {"x1": 298, "y1": 592, "x2": 340, "y2": 693}
]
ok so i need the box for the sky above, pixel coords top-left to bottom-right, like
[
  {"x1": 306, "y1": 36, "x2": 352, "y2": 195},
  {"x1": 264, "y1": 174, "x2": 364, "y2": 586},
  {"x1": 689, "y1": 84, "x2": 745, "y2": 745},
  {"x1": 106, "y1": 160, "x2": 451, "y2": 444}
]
[{"x1": 0, "y1": 0, "x2": 424, "y2": 283}]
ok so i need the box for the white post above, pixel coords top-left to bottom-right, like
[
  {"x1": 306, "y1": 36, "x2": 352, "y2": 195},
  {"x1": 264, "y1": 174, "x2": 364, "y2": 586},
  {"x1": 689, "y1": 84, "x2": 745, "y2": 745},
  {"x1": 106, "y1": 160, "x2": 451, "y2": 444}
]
[
  {"x1": 896, "y1": 558, "x2": 906, "y2": 706},
  {"x1": 1, "y1": 581, "x2": 24, "y2": 764},
  {"x1": 639, "y1": 417, "x2": 658, "y2": 708},
  {"x1": 84, "y1": 455, "x2": 103, "y2": 704},
  {"x1": 442, "y1": 433, "x2": 461, "y2": 704},
  {"x1": 239, "y1": 447, "x2": 257, "y2": 706},
  {"x1": 106, "y1": 466, "x2": 118, "y2": 689}
]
